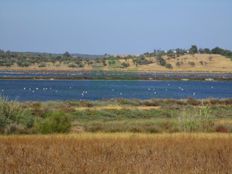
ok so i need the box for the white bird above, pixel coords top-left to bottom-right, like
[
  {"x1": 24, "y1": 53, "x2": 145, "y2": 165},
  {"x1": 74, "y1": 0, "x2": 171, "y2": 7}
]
[{"x1": 178, "y1": 87, "x2": 184, "y2": 91}]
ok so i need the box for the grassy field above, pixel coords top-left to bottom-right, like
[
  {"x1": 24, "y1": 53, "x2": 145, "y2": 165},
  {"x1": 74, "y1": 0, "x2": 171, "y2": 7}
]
[{"x1": 0, "y1": 133, "x2": 232, "y2": 174}]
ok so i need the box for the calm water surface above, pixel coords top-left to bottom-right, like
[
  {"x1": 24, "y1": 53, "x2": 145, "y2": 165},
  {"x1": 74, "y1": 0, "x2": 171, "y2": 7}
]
[{"x1": 0, "y1": 80, "x2": 231, "y2": 101}]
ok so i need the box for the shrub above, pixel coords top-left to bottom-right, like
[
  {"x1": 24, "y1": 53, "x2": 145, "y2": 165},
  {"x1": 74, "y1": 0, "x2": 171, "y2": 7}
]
[
  {"x1": 36, "y1": 112, "x2": 71, "y2": 134},
  {"x1": 156, "y1": 56, "x2": 166, "y2": 66},
  {"x1": 199, "y1": 61, "x2": 207, "y2": 66},
  {"x1": 121, "y1": 62, "x2": 130, "y2": 68},
  {"x1": 134, "y1": 57, "x2": 152, "y2": 65},
  {"x1": 0, "y1": 97, "x2": 34, "y2": 134},
  {"x1": 108, "y1": 60, "x2": 116, "y2": 65},
  {"x1": 17, "y1": 61, "x2": 31, "y2": 67},
  {"x1": 178, "y1": 107, "x2": 214, "y2": 132},
  {"x1": 68, "y1": 63, "x2": 78, "y2": 68},
  {"x1": 165, "y1": 63, "x2": 173, "y2": 69},
  {"x1": 38, "y1": 63, "x2": 47, "y2": 67},
  {"x1": 0, "y1": 60, "x2": 14, "y2": 67},
  {"x1": 188, "y1": 62, "x2": 195, "y2": 67},
  {"x1": 78, "y1": 63, "x2": 84, "y2": 68}
]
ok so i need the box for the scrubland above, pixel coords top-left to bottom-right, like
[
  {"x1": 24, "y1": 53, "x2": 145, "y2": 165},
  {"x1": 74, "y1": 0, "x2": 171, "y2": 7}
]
[{"x1": 1, "y1": 97, "x2": 232, "y2": 134}]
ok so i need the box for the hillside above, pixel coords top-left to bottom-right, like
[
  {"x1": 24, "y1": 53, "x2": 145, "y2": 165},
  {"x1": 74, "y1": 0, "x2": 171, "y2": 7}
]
[
  {"x1": 125, "y1": 54, "x2": 232, "y2": 72},
  {"x1": 0, "y1": 53, "x2": 232, "y2": 72}
]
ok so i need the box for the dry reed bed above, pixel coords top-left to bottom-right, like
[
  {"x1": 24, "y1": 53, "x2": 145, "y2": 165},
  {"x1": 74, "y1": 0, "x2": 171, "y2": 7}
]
[{"x1": 0, "y1": 133, "x2": 232, "y2": 174}]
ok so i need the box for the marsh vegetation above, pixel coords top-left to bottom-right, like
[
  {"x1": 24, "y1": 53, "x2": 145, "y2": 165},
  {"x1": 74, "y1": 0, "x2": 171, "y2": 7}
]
[{"x1": 1, "y1": 97, "x2": 232, "y2": 134}]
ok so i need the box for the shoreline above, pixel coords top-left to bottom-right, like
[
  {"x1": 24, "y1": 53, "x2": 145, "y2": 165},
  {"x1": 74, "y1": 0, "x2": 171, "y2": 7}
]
[{"x1": 1, "y1": 70, "x2": 232, "y2": 80}]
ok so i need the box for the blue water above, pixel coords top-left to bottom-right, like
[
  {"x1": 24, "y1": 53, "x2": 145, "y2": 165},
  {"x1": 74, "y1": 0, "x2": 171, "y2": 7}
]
[{"x1": 0, "y1": 80, "x2": 231, "y2": 101}]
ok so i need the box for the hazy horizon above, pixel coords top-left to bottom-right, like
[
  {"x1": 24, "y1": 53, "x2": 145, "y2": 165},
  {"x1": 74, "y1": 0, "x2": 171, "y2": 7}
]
[{"x1": 1, "y1": 0, "x2": 232, "y2": 54}]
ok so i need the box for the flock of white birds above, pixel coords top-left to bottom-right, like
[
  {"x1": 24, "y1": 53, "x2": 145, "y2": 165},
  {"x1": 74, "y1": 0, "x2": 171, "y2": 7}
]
[{"x1": 0, "y1": 83, "x2": 210, "y2": 98}]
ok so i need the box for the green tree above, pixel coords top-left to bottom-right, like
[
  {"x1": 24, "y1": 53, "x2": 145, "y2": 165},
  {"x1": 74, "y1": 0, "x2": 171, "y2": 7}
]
[
  {"x1": 189, "y1": 45, "x2": 198, "y2": 54},
  {"x1": 63, "y1": 51, "x2": 71, "y2": 57},
  {"x1": 156, "y1": 55, "x2": 166, "y2": 66}
]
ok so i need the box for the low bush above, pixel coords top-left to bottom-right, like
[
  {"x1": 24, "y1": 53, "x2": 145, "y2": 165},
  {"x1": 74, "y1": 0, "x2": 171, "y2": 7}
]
[
  {"x1": 165, "y1": 63, "x2": 173, "y2": 69},
  {"x1": 17, "y1": 61, "x2": 32, "y2": 67},
  {"x1": 121, "y1": 62, "x2": 130, "y2": 68},
  {"x1": 36, "y1": 112, "x2": 71, "y2": 134},
  {"x1": 38, "y1": 63, "x2": 47, "y2": 67},
  {"x1": 134, "y1": 57, "x2": 153, "y2": 65},
  {"x1": 0, "y1": 97, "x2": 34, "y2": 134},
  {"x1": 68, "y1": 63, "x2": 78, "y2": 68},
  {"x1": 178, "y1": 107, "x2": 214, "y2": 132},
  {"x1": 188, "y1": 62, "x2": 195, "y2": 67}
]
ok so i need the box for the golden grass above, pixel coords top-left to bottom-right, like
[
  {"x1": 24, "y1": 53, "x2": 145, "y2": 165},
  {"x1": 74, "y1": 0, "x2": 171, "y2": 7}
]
[{"x1": 1, "y1": 133, "x2": 232, "y2": 174}]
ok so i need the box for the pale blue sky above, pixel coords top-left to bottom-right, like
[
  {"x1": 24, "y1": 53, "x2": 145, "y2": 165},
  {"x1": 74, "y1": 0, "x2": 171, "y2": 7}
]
[{"x1": 0, "y1": 0, "x2": 231, "y2": 54}]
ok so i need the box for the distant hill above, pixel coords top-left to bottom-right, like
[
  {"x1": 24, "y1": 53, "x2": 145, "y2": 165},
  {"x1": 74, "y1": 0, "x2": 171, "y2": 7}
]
[
  {"x1": 0, "y1": 53, "x2": 231, "y2": 72},
  {"x1": 3, "y1": 51, "x2": 105, "y2": 59},
  {"x1": 0, "y1": 46, "x2": 232, "y2": 72}
]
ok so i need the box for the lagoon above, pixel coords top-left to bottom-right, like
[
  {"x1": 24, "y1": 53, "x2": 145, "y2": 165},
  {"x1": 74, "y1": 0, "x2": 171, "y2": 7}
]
[{"x1": 0, "y1": 80, "x2": 232, "y2": 101}]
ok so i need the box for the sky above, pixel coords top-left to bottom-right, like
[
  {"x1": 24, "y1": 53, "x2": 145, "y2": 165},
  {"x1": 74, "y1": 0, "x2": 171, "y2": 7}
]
[{"x1": 0, "y1": 0, "x2": 232, "y2": 54}]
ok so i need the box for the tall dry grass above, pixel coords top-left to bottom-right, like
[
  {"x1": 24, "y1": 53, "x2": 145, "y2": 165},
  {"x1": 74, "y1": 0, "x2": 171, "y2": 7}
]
[{"x1": 0, "y1": 133, "x2": 232, "y2": 174}]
